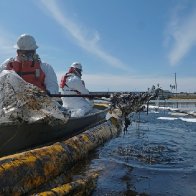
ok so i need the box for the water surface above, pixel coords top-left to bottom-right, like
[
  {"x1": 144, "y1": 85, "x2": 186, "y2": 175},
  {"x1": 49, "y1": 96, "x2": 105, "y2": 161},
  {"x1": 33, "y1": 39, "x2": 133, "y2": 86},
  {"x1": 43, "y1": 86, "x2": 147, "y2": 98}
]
[{"x1": 76, "y1": 106, "x2": 196, "y2": 195}]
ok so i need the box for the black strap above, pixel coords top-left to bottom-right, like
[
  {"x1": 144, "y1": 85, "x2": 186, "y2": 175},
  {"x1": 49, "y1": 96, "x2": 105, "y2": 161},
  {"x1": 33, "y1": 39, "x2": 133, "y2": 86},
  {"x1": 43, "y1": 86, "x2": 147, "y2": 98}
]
[{"x1": 17, "y1": 71, "x2": 35, "y2": 76}]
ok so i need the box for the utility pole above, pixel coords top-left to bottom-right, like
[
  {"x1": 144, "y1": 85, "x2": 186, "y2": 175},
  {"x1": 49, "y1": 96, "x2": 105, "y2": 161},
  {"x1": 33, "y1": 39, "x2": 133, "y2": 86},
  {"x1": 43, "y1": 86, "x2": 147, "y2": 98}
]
[{"x1": 174, "y1": 72, "x2": 177, "y2": 95}]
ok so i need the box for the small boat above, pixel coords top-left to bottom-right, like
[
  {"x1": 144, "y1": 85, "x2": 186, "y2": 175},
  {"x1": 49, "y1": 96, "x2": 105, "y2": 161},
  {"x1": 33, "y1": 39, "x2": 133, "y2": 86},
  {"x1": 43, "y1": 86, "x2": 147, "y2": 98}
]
[{"x1": 0, "y1": 104, "x2": 109, "y2": 157}]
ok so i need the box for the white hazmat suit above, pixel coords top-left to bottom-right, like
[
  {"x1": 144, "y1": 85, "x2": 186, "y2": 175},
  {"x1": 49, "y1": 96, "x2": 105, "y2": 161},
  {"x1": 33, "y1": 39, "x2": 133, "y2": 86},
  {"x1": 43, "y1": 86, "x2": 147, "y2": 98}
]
[
  {"x1": 0, "y1": 34, "x2": 59, "y2": 94},
  {"x1": 60, "y1": 63, "x2": 93, "y2": 117}
]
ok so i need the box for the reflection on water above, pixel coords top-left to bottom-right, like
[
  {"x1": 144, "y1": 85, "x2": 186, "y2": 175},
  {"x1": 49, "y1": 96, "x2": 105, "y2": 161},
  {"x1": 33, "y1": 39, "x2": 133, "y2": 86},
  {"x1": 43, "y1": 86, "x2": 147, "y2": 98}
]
[{"x1": 75, "y1": 104, "x2": 196, "y2": 195}]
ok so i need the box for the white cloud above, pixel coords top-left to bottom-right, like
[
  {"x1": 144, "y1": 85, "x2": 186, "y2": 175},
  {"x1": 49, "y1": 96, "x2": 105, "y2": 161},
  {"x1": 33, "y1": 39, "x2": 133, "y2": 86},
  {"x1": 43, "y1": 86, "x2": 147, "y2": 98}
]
[
  {"x1": 39, "y1": 0, "x2": 129, "y2": 71},
  {"x1": 166, "y1": 4, "x2": 196, "y2": 65}
]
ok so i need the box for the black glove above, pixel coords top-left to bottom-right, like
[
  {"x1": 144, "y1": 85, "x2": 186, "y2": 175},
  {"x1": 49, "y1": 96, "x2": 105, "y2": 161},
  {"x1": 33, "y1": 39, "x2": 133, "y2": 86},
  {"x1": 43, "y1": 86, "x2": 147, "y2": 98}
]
[{"x1": 46, "y1": 90, "x2": 51, "y2": 96}]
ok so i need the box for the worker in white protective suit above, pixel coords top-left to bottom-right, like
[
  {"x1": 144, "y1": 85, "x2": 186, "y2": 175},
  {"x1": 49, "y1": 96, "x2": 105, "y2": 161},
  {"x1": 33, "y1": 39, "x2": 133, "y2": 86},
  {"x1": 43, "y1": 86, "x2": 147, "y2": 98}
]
[
  {"x1": 0, "y1": 34, "x2": 59, "y2": 94},
  {"x1": 60, "y1": 62, "x2": 93, "y2": 117}
]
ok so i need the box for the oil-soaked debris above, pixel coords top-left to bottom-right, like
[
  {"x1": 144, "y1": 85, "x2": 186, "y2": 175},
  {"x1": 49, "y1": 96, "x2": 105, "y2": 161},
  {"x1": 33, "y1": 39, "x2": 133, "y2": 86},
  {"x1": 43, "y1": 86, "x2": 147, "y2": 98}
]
[
  {"x1": 110, "y1": 91, "x2": 156, "y2": 117},
  {"x1": 0, "y1": 70, "x2": 70, "y2": 126},
  {"x1": 109, "y1": 90, "x2": 157, "y2": 131}
]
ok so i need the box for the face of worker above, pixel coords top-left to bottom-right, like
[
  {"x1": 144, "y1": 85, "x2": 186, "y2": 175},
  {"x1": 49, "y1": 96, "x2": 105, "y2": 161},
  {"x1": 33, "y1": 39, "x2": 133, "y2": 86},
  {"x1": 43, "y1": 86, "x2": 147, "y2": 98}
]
[
  {"x1": 75, "y1": 68, "x2": 82, "y2": 77},
  {"x1": 17, "y1": 50, "x2": 36, "y2": 61}
]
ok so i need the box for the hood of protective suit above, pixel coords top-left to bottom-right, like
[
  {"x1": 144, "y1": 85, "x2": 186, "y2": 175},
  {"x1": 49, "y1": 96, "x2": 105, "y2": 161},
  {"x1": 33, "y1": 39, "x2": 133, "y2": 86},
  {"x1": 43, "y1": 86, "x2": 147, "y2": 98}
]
[{"x1": 0, "y1": 70, "x2": 70, "y2": 126}]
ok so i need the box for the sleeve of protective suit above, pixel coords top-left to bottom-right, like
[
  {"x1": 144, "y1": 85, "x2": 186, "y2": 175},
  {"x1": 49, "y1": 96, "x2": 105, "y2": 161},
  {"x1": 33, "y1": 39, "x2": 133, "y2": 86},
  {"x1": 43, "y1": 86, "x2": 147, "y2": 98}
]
[
  {"x1": 40, "y1": 62, "x2": 59, "y2": 94},
  {"x1": 67, "y1": 76, "x2": 89, "y2": 94},
  {"x1": 0, "y1": 58, "x2": 11, "y2": 72}
]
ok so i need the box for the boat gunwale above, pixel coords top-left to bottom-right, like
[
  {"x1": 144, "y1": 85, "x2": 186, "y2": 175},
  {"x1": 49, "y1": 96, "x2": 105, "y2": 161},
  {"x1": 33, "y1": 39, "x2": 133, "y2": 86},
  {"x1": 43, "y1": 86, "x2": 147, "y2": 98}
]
[{"x1": 0, "y1": 104, "x2": 110, "y2": 128}]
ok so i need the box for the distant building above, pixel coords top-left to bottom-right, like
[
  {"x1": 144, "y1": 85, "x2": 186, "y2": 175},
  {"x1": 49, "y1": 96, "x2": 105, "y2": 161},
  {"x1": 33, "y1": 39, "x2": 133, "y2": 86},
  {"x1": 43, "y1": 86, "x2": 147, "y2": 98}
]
[{"x1": 156, "y1": 88, "x2": 172, "y2": 99}]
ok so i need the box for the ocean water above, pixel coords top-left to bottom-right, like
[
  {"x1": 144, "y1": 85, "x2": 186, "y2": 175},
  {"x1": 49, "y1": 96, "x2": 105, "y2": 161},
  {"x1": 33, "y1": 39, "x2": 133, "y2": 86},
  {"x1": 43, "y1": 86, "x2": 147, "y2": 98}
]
[{"x1": 72, "y1": 104, "x2": 196, "y2": 196}]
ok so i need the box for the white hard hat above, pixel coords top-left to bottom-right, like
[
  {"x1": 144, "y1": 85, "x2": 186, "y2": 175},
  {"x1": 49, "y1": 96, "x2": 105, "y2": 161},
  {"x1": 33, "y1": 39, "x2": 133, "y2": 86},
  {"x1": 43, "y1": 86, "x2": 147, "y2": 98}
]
[
  {"x1": 14, "y1": 34, "x2": 38, "y2": 50},
  {"x1": 70, "y1": 62, "x2": 82, "y2": 71}
]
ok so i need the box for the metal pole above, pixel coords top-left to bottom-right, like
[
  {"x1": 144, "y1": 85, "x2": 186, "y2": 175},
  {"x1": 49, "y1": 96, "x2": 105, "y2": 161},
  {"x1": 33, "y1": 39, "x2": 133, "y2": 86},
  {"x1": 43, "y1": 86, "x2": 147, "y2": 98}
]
[{"x1": 175, "y1": 72, "x2": 177, "y2": 95}]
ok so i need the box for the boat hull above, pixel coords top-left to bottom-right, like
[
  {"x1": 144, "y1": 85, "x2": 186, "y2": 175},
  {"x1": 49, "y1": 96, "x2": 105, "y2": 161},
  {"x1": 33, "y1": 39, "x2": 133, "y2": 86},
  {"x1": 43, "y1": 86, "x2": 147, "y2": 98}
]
[{"x1": 0, "y1": 105, "x2": 109, "y2": 157}]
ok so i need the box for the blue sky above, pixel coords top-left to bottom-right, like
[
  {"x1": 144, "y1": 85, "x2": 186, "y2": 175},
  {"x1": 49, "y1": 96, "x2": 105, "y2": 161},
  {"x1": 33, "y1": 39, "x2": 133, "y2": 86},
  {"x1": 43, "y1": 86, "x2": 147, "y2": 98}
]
[{"x1": 0, "y1": 0, "x2": 196, "y2": 92}]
